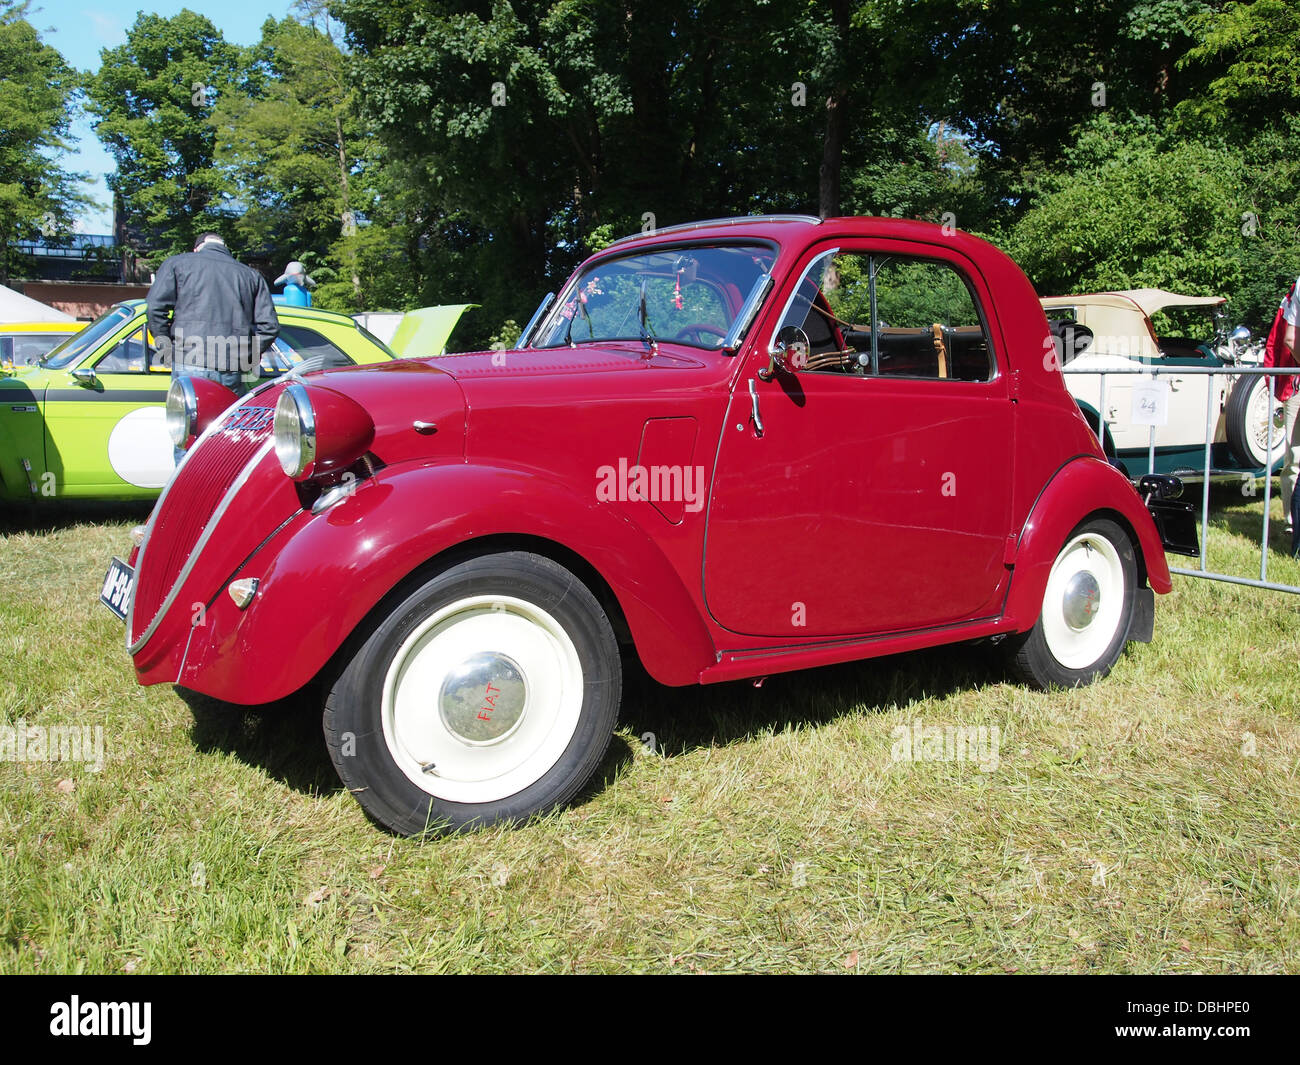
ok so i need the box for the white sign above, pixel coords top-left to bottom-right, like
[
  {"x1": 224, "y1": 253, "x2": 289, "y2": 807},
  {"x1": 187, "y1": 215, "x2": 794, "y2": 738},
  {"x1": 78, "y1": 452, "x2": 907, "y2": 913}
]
[{"x1": 1130, "y1": 379, "x2": 1170, "y2": 427}]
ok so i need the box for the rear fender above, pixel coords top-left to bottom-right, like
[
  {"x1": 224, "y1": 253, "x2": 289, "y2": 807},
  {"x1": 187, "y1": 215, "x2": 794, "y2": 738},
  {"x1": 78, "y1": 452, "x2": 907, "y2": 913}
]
[{"x1": 1004, "y1": 455, "x2": 1173, "y2": 632}]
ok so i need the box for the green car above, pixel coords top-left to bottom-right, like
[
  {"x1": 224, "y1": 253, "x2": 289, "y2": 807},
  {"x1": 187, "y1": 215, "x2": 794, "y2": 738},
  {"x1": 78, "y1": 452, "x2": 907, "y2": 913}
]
[{"x1": 0, "y1": 300, "x2": 397, "y2": 503}]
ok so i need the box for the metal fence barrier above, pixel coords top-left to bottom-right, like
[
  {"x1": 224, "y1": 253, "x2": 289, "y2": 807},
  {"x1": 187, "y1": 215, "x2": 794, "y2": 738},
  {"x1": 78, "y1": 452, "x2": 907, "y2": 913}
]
[{"x1": 1061, "y1": 364, "x2": 1298, "y2": 594}]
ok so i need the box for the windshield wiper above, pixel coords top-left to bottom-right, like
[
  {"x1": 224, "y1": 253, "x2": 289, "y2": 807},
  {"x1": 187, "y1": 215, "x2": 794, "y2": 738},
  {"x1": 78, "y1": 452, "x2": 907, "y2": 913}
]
[{"x1": 639, "y1": 281, "x2": 657, "y2": 352}]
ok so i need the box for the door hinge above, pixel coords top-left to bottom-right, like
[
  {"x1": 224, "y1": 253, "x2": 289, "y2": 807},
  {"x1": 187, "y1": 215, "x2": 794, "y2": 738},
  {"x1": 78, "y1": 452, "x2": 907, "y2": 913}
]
[{"x1": 1003, "y1": 532, "x2": 1019, "y2": 567}]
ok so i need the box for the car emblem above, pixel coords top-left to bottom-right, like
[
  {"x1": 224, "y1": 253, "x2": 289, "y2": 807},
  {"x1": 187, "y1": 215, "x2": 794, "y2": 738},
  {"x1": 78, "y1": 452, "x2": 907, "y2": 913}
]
[{"x1": 222, "y1": 407, "x2": 275, "y2": 434}]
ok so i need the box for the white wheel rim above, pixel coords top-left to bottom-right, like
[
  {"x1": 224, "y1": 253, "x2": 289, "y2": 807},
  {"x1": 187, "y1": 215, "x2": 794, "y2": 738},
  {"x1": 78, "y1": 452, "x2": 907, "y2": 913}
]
[
  {"x1": 1041, "y1": 533, "x2": 1126, "y2": 671},
  {"x1": 382, "y1": 594, "x2": 584, "y2": 804},
  {"x1": 1246, "y1": 378, "x2": 1285, "y2": 464}
]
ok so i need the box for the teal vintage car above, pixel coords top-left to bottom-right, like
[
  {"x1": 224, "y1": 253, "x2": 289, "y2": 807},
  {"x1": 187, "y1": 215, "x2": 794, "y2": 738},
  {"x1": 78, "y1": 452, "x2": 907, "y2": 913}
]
[{"x1": 0, "y1": 300, "x2": 399, "y2": 503}]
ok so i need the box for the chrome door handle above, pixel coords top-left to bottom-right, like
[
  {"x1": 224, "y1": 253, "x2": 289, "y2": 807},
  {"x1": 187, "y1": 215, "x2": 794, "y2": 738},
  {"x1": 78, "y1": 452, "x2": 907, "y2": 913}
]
[{"x1": 748, "y1": 378, "x2": 764, "y2": 437}]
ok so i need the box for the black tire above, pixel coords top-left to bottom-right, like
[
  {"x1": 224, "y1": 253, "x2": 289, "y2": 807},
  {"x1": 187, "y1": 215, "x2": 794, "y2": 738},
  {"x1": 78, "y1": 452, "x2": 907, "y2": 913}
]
[
  {"x1": 323, "y1": 551, "x2": 621, "y2": 835},
  {"x1": 1226, "y1": 375, "x2": 1285, "y2": 469},
  {"x1": 1005, "y1": 517, "x2": 1137, "y2": 689}
]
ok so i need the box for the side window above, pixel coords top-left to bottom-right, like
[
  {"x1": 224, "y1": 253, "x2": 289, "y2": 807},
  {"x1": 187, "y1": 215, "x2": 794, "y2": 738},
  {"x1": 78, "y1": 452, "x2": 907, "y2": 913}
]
[
  {"x1": 267, "y1": 325, "x2": 351, "y2": 372},
  {"x1": 94, "y1": 325, "x2": 154, "y2": 374},
  {"x1": 776, "y1": 251, "x2": 994, "y2": 381},
  {"x1": 873, "y1": 256, "x2": 992, "y2": 380}
]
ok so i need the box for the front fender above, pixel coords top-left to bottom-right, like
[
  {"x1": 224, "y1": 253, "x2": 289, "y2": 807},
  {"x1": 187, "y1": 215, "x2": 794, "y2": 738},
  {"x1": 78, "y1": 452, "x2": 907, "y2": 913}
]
[
  {"x1": 172, "y1": 461, "x2": 718, "y2": 703},
  {"x1": 1003, "y1": 454, "x2": 1173, "y2": 631}
]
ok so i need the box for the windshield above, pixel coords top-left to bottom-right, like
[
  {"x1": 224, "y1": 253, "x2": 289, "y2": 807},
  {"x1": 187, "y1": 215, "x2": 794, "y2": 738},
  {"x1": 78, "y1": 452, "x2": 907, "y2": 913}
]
[
  {"x1": 532, "y1": 243, "x2": 776, "y2": 350},
  {"x1": 42, "y1": 305, "x2": 134, "y2": 369}
]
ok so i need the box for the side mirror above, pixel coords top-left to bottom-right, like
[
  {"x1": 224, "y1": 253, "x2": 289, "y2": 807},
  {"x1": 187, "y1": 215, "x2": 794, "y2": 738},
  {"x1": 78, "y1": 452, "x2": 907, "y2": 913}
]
[
  {"x1": 758, "y1": 325, "x2": 810, "y2": 380},
  {"x1": 71, "y1": 366, "x2": 97, "y2": 388}
]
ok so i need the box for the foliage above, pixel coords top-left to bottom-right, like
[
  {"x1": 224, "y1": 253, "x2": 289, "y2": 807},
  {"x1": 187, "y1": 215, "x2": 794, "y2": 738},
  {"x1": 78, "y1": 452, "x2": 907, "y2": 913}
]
[
  {"x1": 87, "y1": 9, "x2": 250, "y2": 261},
  {"x1": 0, "y1": 1, "x2": 88, "y2": 282},
  {"x1": 212, "y1": 12, "x2": 372, "y2": 309}
]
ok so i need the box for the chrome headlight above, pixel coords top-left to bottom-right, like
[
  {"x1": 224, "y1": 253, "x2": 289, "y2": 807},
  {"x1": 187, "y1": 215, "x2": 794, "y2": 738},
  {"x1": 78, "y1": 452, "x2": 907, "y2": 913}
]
[
  {"x1": 273, "y1": 382, "x2": 317, "y2": 479},
  {"x1": 165, "y1": 377, "x2": 196, "y2": 448}
]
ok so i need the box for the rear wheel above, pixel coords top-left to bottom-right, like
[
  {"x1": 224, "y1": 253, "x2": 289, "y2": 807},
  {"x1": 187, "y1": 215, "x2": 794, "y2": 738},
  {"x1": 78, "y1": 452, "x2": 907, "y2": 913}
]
[
  {"x1": 1006, "y1": 518, "x2": 1136, "y2": 689},
  {"x1": 1226, "y1": 375, "x2": 1286, "y2": 469},
  {"x1": 324, "y1": 552, "x2": 621, "y2": 834}
]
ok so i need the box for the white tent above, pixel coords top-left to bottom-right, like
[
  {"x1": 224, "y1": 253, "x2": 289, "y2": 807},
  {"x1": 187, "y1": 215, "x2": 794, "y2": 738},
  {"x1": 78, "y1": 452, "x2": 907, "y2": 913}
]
[{"x1": 0, "y1": 285, "x2": 74, "y2": 323}]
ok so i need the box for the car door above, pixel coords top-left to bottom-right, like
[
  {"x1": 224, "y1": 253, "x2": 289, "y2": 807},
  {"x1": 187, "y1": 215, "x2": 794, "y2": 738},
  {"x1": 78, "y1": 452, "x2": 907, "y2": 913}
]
[
  {"x1": 43, "y1": 321, "x2": 174, "y2": 494},
  {"x1": 703, "y1": 240, "x2": 1015, "y2": 638}
]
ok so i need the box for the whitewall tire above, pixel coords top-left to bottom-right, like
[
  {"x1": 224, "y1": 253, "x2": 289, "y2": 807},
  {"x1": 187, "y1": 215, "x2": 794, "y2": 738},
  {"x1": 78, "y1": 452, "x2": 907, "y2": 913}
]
[
  {"x1": 324, "y1": 552, "x2": 621, "y2": 834},
  {"x1": 1007, "y1": 518, "x2": 1137, "y2": 689}
]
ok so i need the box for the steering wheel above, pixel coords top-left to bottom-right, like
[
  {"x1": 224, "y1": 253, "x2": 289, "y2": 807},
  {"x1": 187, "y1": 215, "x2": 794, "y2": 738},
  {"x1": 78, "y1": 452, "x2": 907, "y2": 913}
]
[{"x1": 673, "y1": 322, "x2": 728, "y2": 346}]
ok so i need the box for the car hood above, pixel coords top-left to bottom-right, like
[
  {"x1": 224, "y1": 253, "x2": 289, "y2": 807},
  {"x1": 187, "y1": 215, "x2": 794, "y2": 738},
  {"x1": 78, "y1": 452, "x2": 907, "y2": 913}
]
[
  {"x1": 0, "y1": 364, "x2": 55, "y2": 389},
  {"x1": 388, "y1": 304, "x2": 478, "y2": 357},
  {"x1": 430, "y1": 343, "x2": 714, "y2": 380}
]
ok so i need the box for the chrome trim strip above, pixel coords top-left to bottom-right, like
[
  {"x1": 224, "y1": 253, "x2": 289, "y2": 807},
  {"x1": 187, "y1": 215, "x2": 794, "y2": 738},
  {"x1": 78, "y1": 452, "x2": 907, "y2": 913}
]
[
  {"x1": 609, "y1": 214, "x2": 821, "y2": 246},
  {"x1": 722, "y1": 273, "x2": 773, "y2": 355},
  {"x1": 518, "y1": 292, "x2": 555, "y2": 348},
  {"x1": 126, "y1": 390, "x2": 275, "y2": 654},
  {"x1": 128, "y1": 437, "x2": 273, "y2": 654},
  {"x1": 126, "y1": 390, "x2": 275, "y2": 650}
]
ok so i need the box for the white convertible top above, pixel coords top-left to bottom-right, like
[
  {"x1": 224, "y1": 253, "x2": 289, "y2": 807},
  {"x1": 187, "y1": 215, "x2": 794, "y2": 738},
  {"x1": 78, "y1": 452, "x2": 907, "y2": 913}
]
[{"x1": 1041, "y1": 289, "x2": 1225, "y2": 318}]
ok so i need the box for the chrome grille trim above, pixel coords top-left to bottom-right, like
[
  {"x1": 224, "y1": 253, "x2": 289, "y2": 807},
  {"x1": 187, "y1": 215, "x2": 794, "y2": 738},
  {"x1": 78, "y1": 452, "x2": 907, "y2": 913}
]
[{"x1": 127, "y1": 438, "x2": 273, "y2": 654}]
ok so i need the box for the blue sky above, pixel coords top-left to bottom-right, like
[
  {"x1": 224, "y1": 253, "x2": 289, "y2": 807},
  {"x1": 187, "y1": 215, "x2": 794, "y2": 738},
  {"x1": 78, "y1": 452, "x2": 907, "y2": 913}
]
[{"x1": 27, "y1": 1, "x2": 304, "y2": 231}]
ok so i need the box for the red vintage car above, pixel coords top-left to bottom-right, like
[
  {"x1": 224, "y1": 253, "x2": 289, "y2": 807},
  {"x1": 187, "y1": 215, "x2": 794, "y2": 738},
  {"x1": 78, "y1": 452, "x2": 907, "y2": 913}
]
[{"x1": 108, "y1": 215, "x2": 1188, "y2": 835}]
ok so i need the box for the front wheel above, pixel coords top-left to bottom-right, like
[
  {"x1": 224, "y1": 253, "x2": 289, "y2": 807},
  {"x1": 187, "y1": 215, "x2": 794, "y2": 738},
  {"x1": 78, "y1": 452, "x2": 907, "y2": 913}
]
[
  {"x1": 323, "y1": 552, "x2": 622, "y2": 834},
  {"x1": 1006, "y1": 518, "x2": 1137, "y2": 689}
]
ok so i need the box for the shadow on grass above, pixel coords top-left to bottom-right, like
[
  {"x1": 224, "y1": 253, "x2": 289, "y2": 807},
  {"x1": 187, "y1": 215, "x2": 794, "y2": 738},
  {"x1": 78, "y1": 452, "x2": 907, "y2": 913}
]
[
  {"x1": 1204, "y1": 481, "x2": 1295, "y2": 554},
  {"x1": 178, "y1": 686, "x2": 341, "y2": 798},
  {"x1": 0, "y1": 499, "x2": 154, "y2": 535},
  {"x1": 173, "y1": 640, "x2": 1005, "y2": 814},
  {"x1": 619, "y1": 640, "x2": 1004, "y2": 759}
]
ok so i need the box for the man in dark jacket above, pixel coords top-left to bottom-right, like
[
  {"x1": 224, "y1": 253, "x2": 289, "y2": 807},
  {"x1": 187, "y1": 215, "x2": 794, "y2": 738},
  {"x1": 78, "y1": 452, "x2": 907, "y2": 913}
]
[{"x1": 147, "y1": 233, "x2": 279, "y2": 396}]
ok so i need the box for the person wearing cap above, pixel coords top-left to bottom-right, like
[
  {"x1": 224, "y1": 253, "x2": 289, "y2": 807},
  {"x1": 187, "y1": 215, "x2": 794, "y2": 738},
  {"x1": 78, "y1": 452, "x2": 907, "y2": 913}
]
[
  {"x1": 147, "y1": 232, "x2": 279, "y2": 399},
  {"x1": 274, "y1": 261, "x2": 315, "y2": 307}
]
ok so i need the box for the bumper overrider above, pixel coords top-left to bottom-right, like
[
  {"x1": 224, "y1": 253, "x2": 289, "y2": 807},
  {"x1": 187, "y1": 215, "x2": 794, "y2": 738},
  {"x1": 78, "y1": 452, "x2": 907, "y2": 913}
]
[{"x1": 122, "y1": 365, "x2": 462, "y2": 702}]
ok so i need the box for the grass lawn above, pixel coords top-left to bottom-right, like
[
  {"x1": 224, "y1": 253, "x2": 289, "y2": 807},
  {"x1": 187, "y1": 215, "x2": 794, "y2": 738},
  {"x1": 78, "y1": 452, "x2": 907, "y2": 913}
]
[{"x1": 1, "y1": 489, "x2": 1298, "y2": 974}]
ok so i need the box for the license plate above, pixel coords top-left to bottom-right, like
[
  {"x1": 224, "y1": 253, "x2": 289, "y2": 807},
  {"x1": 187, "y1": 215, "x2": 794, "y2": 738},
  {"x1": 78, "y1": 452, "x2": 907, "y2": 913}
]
[
  {"x1": 100, "y1": 557, "x2": 135, "y2": 621},
  {"x1": 1147, "y1": 499, "x2": 1200, "y2": 558}
]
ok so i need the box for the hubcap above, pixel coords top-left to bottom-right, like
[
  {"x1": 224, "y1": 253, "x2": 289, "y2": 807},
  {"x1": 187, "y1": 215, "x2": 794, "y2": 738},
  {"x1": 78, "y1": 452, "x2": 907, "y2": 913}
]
[
  {"x1": 381, "y1": 594, "x2": 584, "y2": 804},
  {"x1": 1062, "y1": 570, "x2": 1101, "y2": 630},
  {"x1": 1041, "y1": 533, "x2": 1125, "y2": 671},
  {"x1": 438, "y1": 652, "x2": 527, "y2": 745}
]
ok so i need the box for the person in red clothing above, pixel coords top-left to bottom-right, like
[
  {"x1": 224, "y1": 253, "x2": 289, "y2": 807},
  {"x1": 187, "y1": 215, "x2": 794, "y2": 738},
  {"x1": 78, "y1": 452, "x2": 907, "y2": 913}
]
[{"x1": 1262, "y1": 277, "x2": 1300, "y2": 540}]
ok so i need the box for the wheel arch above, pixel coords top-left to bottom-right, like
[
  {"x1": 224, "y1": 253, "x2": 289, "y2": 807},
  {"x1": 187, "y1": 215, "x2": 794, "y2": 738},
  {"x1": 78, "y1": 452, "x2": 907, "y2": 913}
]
[
  {"x1": 1004, "y1": 454, "x2": 1172, "y2": 632},
  {"x1": 1073, "y1": 399, "x2": 1118, "y2": 457},
  {"x1": 175, "y1": 461, "x2": 718, "y2": 703}
]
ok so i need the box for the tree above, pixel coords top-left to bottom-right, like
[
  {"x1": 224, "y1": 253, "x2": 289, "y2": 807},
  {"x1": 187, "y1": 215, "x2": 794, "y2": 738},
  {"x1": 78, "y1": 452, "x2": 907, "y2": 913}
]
[
  {"x1": 1176, "y1": 0, "x2": 1300, "y2": 139},
  {"x1": 0, "y1": 1, "x2": 87, "y2": 283},
  {"x1": 1000, "y1": 116, "x2": 1289, "y2": 323},
  {"x1": 212, "y1": 10, "x2": 371, "y2": 307},
  {"x1": 88, "y1": 9, "x2": 249, "y2": 260}
]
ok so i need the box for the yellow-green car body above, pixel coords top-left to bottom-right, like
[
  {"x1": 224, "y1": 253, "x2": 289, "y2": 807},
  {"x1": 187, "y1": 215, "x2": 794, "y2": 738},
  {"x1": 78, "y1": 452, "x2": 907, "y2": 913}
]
[{"x1": 0, "y1": 300, "x2": 396, "y2": 502}]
